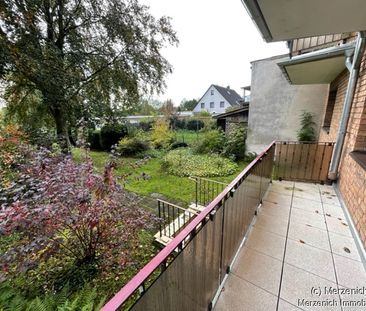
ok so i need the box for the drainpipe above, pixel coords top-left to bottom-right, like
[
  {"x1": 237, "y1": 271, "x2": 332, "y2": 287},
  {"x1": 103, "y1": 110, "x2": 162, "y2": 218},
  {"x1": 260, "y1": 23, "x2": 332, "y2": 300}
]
[{"x1": 328, "y1": 31, "x2": 366, "y2": 180}]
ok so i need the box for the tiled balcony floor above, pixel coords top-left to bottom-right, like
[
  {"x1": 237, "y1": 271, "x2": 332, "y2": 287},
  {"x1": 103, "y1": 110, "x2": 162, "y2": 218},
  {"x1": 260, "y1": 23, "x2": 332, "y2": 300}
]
[{"x1": 215, "y1": 180, "x2": 366, "y2": 311}]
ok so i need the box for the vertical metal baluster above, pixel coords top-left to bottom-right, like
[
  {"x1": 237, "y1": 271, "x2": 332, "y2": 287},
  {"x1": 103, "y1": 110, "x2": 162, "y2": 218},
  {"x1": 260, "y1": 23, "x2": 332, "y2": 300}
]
[
  {"x1": 297, "y1": 143, "x2": 304, "y2": 181},
  {"x1": 289, "y1": 142, "x2": 295, "y2": 180},
  {"x1": 203, "y1": 179, "x2": 206, "y2": 206},
  {"x1": 318, "y1": 143, "x2": 326, "y2": 182},
  {"x1": 168, "y1": 204, "x2": 171, "y2": 238},
  {"x1": 163, "y1": 202, "x2": 166, "y2": 237},
  {"x1": 311, "y1": 142, "x2": 319, "y2": 181},
  {"x1": 195, "y1": 177, "x2": 198, "y2": 207},
  {"x1": 172, "y1": 205, "x2": 176, "y2": 236},
  {"x1": 158, "y1": 200, "x2": 162, "y2": 238}
]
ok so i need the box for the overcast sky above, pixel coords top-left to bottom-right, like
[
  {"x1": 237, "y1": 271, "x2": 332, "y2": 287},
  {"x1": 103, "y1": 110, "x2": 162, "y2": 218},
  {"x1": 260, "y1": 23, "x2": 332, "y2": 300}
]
[{"x1": 143, "y1": 0, "x2": 288, "y2": 105}]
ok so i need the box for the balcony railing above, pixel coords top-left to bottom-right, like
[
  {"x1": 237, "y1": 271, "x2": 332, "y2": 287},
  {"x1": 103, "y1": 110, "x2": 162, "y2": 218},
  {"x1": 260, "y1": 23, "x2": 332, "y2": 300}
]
[
  {"x1": 102, "y1": 141, "x2": 275, "y2": 311},
  {"x1": 273, "y1": 141, "x2": 335, "y2": 183},
  {"x1": 189, "y1": 176, "x2": 228, "y2": 207},
  {"x1": 102, "y1": 141, "x2": 335, "y2": 310},
  {"x1": 155, "y1": 199, "x2": 198, "y2": 246}
]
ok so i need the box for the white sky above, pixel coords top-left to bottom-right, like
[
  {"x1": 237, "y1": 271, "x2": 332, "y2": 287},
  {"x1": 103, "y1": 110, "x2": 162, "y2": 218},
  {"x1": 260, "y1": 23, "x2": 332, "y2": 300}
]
[{"x1": 143, "y1": 0, "x2": 288, "y2": 105}]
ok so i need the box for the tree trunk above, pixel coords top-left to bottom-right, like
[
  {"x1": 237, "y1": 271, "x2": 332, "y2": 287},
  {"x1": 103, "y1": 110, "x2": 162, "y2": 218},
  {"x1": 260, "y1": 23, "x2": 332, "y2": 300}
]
[{"x1": 53, "y1": 106, "x2": 71, "y2": 153}]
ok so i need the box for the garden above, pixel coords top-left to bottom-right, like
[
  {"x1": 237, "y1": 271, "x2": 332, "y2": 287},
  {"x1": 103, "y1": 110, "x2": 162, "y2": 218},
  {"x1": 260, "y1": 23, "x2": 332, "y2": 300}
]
[{"x1": 0, "y1": 113, "x2": 252, "y2": 310}]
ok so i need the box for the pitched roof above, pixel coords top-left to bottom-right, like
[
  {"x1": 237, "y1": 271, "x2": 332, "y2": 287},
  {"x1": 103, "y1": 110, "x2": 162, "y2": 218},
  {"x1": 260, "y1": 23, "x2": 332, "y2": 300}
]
[
  {"x1": 213, "y1": 104, "x2": 249, "y2": 119},
  {"x1": 212, "y1": 85, "x2": 244, "y2": 106}
]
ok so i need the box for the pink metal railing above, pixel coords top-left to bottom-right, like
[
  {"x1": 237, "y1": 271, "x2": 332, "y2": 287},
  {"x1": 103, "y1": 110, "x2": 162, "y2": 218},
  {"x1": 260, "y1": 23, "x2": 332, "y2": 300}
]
[{"x1": 102, "y1": 141, "x2": 275, "y2": 311}]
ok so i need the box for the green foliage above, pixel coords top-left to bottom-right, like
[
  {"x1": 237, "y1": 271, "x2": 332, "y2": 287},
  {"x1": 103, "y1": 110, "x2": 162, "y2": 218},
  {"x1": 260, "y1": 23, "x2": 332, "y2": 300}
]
[
  {"x1": 162, "y1": 149, "x2": 238, "y2": 177},
  {"x1": 151, "y1": 119, "x2": 175, "y2": 149},
  {"x1": 186, "y1": 119, "x2": 205, "y2": 131},
  {"x1": 0, "y1": 283, "x2": 106, "y2": 311},
  {"x1": 222, "y1": 125, "x2": 247, "y2": 160},
  {"x1": 87, "y1": 129, "x2": 103, "y2": 151},
  {"x1": 297, "y1": 111, "x2": 317, "y2": 142},
  {"x1": 192, "y1": 129, "x2": 225, "y2": 154},
  {"x1": 245, "y1": 152, "x2": 257, "y2": 163},
  {"x1": 100, "y1": 123, "x2": 128, "y2": 150},
  {"x1": 179, "y1": 98, "x2": 198, "y2": 111},
  {"x1": 117, "y1": 133, "x2": 150, "y2": 157},
  {"x1": 1, "y1": 0, "x2": 178, "y2": 149}
]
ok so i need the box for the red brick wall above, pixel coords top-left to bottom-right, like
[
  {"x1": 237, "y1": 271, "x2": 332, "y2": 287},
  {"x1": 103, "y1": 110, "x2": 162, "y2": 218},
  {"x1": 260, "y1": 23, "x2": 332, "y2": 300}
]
[
  {"x1": 337, "y1": 50, "x2": 366, "y2": 247},
  {"x1": 319, "y1": 70, "x2": 349, "y2": 142}
]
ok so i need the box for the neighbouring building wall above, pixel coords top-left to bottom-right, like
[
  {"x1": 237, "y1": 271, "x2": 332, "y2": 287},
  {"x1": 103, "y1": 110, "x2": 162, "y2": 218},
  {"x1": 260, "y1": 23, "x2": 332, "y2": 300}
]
[{"x1": 247, "y1": 55, "x2": 329, "y2": 153}]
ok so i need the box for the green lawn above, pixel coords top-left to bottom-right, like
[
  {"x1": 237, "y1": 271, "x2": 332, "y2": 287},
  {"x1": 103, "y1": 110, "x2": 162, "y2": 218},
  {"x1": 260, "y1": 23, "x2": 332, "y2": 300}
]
[
  {"x1": 173, "y1": 130, "x2": 201, "y2": 145},
  {"x1": 72, "y1": 148, "x2": 248, "y2": 207}
]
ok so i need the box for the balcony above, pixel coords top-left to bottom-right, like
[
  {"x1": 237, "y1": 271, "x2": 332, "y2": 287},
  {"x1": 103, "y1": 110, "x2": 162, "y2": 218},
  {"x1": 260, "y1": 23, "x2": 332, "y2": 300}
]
[
  {"x1": 215, "y1": 180, "x2": 366, "y2": 310},
  {"x1": 102, "y1": 141, "x2": 366, "y2": 311}
]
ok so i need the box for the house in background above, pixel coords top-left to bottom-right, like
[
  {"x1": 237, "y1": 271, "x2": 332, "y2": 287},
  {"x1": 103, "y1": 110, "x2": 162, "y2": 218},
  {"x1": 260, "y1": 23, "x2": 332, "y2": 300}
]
[
  {"x1": 192, "y1": 84, "x2": 244, "y2": 115},
  {"x1": 246, "y1": 54, "x2": 329, "y2": 153}
]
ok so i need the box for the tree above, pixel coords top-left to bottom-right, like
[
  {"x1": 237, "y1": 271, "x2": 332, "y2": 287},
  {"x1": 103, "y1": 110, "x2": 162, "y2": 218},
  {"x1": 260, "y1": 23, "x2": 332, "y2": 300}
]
[
  {"x1": 297, "y1": 111, "x2": 316, "y2": 142},
  {"x1": 0, "y1": 0, "x2": 178, "y2": 151},
  {"x1": 179, "y1": 98, "x2": 198, "y2": 111},
  {"x1": 160, "y1": 99, "x2": 176, "y2": 117}
]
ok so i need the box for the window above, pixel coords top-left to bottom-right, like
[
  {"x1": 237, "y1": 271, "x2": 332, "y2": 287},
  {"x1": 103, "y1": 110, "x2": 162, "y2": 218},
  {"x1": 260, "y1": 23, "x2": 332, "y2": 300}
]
[
  {"x1": 211, "y1": 89, "x2": 214, "y2": 95},
  {"x1": 323, "y1": 89, "x2": 337, "y2": 133},
  {"x1": 201, "y1": 102, "x2": 205, "y2": 109},
  {"x1": 220, "y1": 101, "x2": 225, "y2": 108},
  {"x1": 210, "y1": 102, "x2": 214, "y2": 108}
]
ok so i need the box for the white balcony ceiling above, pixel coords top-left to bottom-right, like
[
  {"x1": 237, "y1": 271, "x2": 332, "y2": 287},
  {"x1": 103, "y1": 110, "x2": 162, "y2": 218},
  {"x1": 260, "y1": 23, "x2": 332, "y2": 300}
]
[
  {"x1": 242, "y1": 0, "x2": 366, "y2": 42},
  {"x1": 277, "y1": 43, "x2": 355, "y2": 84}
]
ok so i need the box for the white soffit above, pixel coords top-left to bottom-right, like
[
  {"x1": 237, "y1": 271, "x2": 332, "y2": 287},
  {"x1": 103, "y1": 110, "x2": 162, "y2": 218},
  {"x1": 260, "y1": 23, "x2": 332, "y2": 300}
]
[
  {"x1": 281, "y1": 56, "x2": 346, "y2": 84},
  {"x1": 242, "y1": 0, "x2": 366, "y2": 42}
]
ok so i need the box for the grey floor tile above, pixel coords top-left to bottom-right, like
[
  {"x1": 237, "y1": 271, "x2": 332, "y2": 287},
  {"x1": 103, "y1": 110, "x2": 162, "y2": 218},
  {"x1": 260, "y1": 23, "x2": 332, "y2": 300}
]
[
  {"x1": 264, "y1": 192, "x2": 292, "y2": 206},
  {"x1": 253, "y1": 213, "x2": 289, "y2": 237},
  {"x1": 333, "y1": 254, "x2": 366, "y2": 288},
  {"x1": 259, "y1": 200, "x2": 291, "y2": 219},
  {"x1": 325, "y1": 215, "x2": 352, "y2": 237},
  {"x1": 329, "y1": 231, "x2": 362, "y2": 261},
  {"x1": 290, "y1": 207, "x2": 327, "y2": 230},
  {"x1": 288, "y1": 222, "x2": 330, "y2": 252},
  {"x1": 280, "y1": 264, "x2": 341, "y2": 311},
  {"x1": 285, "y1": 239, "x2": 336, "y2": 283},
  {"x1": 293, "y1": 190, "x2": 321, "y2": 202},
  {"x1": 292, "y1": 196, "x2": 323, "y2": 214},
  {"x1": 321, "y1": 194, "x2": 341, "y2": 206},
  {"x1": 322, "y1": 203, "x2": 346, "y2": 220},
  {"x1": 245, "y1": 226, "x2": 286, "y2": 260},
  {"x1": 214, "y1": 274, "x2": 278, "y2": 311},
  {"x1": 232, "y1": 247, "x2": 282, "y2": 295},
  {"x1": 277, "y1": 299, "x2": 304, "y2": 311}
]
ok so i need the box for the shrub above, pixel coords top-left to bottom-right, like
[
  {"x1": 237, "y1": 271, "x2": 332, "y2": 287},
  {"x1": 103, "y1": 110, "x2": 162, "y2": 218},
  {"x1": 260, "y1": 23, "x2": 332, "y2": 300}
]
[
  {"x1": 297, "y1": 111, "x2": 316, "y2": 142},
  {"x1": 170, "y1": 116, "x2": 186, "y2": 130},
  {"x1": 87, "y1": 129, "x2": 102, "y2": 150},
  {"x1": 186, "y1": 119, "x2": 204, "y2": 131},
  {"x1": 138, "y1": 120, "x2": 154, "y2": 131},
  {"x1": 170, "y1": 142, "x2": 188, "y2": 149},
  {"x1": 100, "y1": 123, "x2": 128, "y2": 150},
  {"x1": 245, "y1": 152, "x2": 257, "y2": 163},
  {"x1": 222, "y1": 125, "x2": 247, "y2": 160},
  {"x1": 117, "y1": 136, "x2": 149, "y2": 157},
  {"x1": 162, "y1": 149, "x2": 237, "y2": 177},
  {"x1": 192, "y1": 129, "x2": 225, "y2": 154},
  {"x1": 0, "y1": 282, "x2": 106, "y2": 311},
  {"x1": 151, "y1": 119, "x2": 175, "y2": 149},
  {"x1": 0, "y1": 125, "x2": 30, "y2": 187},
  {"x1": 0, "y1": 149, "x2": 157, "y2": 293}
]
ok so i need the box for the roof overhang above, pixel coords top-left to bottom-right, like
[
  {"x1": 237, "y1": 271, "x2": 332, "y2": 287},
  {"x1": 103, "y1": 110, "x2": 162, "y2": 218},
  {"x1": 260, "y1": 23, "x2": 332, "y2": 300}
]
[
  {"x1": 241, "y1": 0, "x2": 366, "y2": 42},
  {"x1": 277, "y1": 43, "x2": 355, "y2": 84}
]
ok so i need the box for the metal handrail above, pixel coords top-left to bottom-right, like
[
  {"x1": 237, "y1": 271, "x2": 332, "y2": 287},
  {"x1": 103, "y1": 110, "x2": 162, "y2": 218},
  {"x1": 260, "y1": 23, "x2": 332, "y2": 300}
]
[{"x1": 101, "y1": 140, "x2": 276, "y2": 311}]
